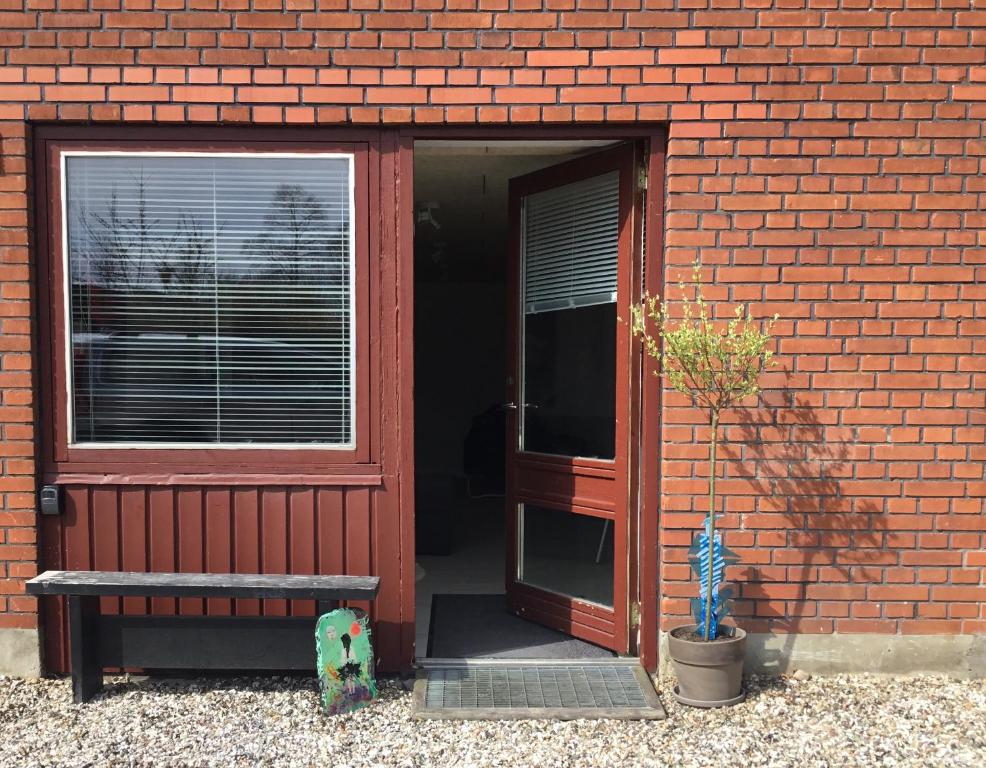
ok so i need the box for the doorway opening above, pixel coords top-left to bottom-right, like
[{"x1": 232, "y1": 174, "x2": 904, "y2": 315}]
[{"x1": 412, "y1": 138, "x2": 636, "y2": 661}]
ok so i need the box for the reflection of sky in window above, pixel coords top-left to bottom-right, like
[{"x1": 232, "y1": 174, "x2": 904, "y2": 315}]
[{"x1": 66, "y1": 154, "x2": 350, "y2": 287}]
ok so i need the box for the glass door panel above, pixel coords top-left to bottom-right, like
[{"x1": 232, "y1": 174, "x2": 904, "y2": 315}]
[
  {"x1": 518, "y1": 503, "x2": 614, "y2": 608},
  {"x1": 519, "y1": 170, "x2": 620, "y2": 460},
  {"x1": 521, "y1": 304, "x2": 616, "y2": 459}
]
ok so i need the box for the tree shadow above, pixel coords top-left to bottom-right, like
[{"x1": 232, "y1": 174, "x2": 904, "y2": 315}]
[{"x1": 717, "y1": 371, "x2": 888, "y2": 673}]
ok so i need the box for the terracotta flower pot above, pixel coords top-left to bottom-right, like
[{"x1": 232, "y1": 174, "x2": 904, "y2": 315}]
[{"x1": 668, "y1": 625, "x2": 746, "y2": 708}]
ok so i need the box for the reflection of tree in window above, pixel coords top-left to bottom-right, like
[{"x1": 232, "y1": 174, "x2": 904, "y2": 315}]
[
  {"x1": 244, "y1": 184, "x2": 346, "y2": 284},
  {"x1": 155, "y1": 214, "x2": 214, "y2": 289},
  {"x1": 78, "y1": 176, "x2": 158, "y2": 291},
  {"x1": 76, "y1": 177, "x2": 217, "y2": 337}
]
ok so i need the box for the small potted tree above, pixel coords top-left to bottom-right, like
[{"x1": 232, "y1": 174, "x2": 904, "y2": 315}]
[{"x1": 631, "y1": 266, "x2": 776, "y2": 708}]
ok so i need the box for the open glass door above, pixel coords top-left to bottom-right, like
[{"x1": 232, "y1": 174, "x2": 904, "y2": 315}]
[{"x1": 505, "y1": 144, "x2": 638, "y2": 654}]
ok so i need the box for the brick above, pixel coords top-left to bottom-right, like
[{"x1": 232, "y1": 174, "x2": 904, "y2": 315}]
[
  {"x1": 432, "y1": 12, "x2": 492, "y2": 29},
  {"x1": 42, "y1": 84, "x2": 105, "y2": 101},
  {"x1": 171, "y1": 12, "x2": 231, "y2": 29},
  {"x1": 915, "y1": 194, "x2": 978, "y2": 210},
  {"x1": 39, "y1": 12, "x2": 99, "y2": 28},
  {"x1": 236, "y1": 86, "x2": 299, "y2": 103},
  {"x1": 0, "y1": 13, "x2": 36, "y2": 29},
  {"x1": 783, "y1": 266, "x2": 845, "y2": 282},
  {"x1": 904, "y1": 482, "x2": 967, "y2": 497},
  {"x1": 786, "y1": 194, "x2": 848, "y2": 211},
  {"x1": 658, "y1": 49, "x2": 721, "y2": 66},
  {"x1": 107, "y1": 85, "x2": 169, "y2": 102},
  {"x1": 494, "y1": 13, "x2": 557, "y2": 31},
  {"x1": 690, "y1": 85, "x2": 753, "y2": 102},
  {"x1": 172, "y1": 85, "x2": 235, "y2": 103},
  {"x1": 868, "y1": 585, "x2": 929, "y2": 601},
  {"x1": 527, "y1": 50, "x2": 588, "y2": 67},
  {"x1": 953, "y1": 85, "x2": 986, "y2": 100},
  {"x1": 626, "y1": 85, "x2": 687, "y2": 102},
  {"x1": 719, "y1": 195, "x2": 781, "y2": 211},
  {"x1": 932, "y1": 586, "x2": 986, "y2": 602},
  {"x1": 562, "y1": 11, "x2": 624, "y2": 29},
  {"x1": 366, "y1": 87, "x2": 427, "y2": 104},
  {"x1": 913, "y1": 266, "x2": 975, "y2": 283},
  {"x1": 850, "y1": 194, "x2": 913, "y2": 210},
  {"x1": 299, "y1": 13, "x2": 362, "y2": 30},
  {"x1": 0, "y1": 85, "x2": 40, "y2": 101},
  {"x1": 104, "y1": 12, "x2": 167, "y2": 28},
  {"x1": 430, "y1": 87, "x2": 492, "y2": 104}
]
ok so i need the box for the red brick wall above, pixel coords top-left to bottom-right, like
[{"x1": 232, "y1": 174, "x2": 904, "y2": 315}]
[{"x1": 0, "y1": 4, "x2": 984, "y2": 645}]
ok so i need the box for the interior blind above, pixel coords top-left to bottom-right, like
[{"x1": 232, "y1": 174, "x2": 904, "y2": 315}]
[
  {"x1": 64, "y1": 152, "x2": 354, "y2": 446},
  {"x1": 522, "y1": 169, "x2": 620, "y2": 315}
]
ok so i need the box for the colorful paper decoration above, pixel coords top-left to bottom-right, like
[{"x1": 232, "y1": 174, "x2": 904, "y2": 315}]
[{"x1": 316, "y1": 608, "x2": 378, "y2": 715}]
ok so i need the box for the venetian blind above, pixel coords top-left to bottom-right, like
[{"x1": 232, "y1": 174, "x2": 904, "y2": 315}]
[
  {"x1": 65, "y1": 153, "x2": 354, "y2": 446},
  {"x1": 522, "y1": 170, "x2": 620, "y2": 315}
]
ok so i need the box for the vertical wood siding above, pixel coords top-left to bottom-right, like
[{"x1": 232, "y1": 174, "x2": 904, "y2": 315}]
[{"x1": 41, "y1": 482, "x2": 404, "y2": 674}]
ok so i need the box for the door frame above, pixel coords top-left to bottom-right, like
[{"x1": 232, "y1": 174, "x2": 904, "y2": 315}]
[{"x1": 397, "y1": 126, "x2": 666, "y2": 672}]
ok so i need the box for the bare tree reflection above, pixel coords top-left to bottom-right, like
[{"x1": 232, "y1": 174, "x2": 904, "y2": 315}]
[
  {"x1": 245, "y1": 184, "x2": 344, "y2": 283},
  {"x1": 156, "y1": 214, "x2": 214, "y2": 288},
  {"x1": 78, "y1": 177, "x2": 158, "y2": 290}
]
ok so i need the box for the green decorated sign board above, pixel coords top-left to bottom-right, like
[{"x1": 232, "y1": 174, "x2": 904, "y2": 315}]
[{"x1": 316, "y1": 608, "x2": 378, "y2": 715}]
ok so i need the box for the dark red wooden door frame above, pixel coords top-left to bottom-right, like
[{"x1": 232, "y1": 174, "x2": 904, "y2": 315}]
[{"x1": 397, "y1": 126, "x2": 665, "y2": 671}]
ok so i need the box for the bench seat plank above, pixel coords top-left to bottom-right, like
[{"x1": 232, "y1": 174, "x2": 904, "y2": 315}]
[{"x1": 26, "y1": 570, "x2": 380, "y2": 601}]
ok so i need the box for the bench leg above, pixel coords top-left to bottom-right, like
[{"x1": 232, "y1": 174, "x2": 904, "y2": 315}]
[{"x1": 68, "y1": 595, "x2": 103, "y2": 703}]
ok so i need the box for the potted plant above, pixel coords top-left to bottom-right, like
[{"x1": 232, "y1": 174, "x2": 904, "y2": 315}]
[{"x1": 631, "y1": 266, "x2": 776, "y2": 708}]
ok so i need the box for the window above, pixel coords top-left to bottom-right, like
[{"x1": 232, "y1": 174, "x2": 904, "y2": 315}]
[
  {"x1": 63, "y1": 152, "x2": 355, "y2": 447},
  {"x1": 520, "y1": 170, "x2": 619, "y2": 459}
]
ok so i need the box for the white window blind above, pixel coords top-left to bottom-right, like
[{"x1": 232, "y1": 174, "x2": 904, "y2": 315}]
[
  {"x1": 64, "y1": 152, "x2": 355, "y2": 447},
  {"x1": 522, "y1": 170, "x2": 620, "y2": 315}
]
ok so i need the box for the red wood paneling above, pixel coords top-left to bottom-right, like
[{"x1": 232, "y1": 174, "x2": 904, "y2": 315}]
[
  {"x1": 232, "y1": 488, "x2": 259, "y2": 617},
  {"x1": 177, "y1": 489, "x2": 204, "y2": 617},
  {"x1": 121, "y1": 489, "x2": 147, "y2": 617},
  {"x1": 41, "y1": 483, "x2": 405, "y2": 674},
  {"x1": 204, "y1": 489, "x2": 231, "y2": 617},
  {"x1": 290, "y1": 489, "x2": 316, "y2": 617}
]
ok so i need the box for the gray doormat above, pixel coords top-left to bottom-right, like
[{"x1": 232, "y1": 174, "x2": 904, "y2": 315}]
[
  {"x1": 412, "y1": 660, "x2": 666, "y2": 720},
  {"x1": 427, "y1": 594, "x2": 614, "y2": 659}
]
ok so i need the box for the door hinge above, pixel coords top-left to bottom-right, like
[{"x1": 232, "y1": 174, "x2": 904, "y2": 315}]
[
  {"x1": 629, "y1": 600, "x2": 641, "y2": 630},
  {"x1": 637, "y1": 167, "x2": 648, "y2": 192}
]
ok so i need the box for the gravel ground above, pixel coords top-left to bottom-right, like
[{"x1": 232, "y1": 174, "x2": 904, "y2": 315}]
[{"x1": 0, "y1": 673, "x2": 983, "y2": 768}]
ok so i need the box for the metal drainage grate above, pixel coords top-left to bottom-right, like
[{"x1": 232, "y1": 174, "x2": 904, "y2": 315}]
[{"x1": 412, "y1": 661, "x2": 666, "y2": 720}]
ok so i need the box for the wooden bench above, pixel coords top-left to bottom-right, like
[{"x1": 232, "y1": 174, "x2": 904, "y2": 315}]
[{"x1": 26, "y1": 570, "x2": 380, "y2": 703}]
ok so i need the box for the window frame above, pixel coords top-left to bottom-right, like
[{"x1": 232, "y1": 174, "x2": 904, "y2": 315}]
[{"x1": 38, "y1": 135, "x2": 374, "y2": 472}]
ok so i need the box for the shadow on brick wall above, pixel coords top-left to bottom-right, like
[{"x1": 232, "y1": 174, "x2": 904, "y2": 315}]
[{"x1": 724, "y1": 379, "x2": 887, "y2": 662}]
